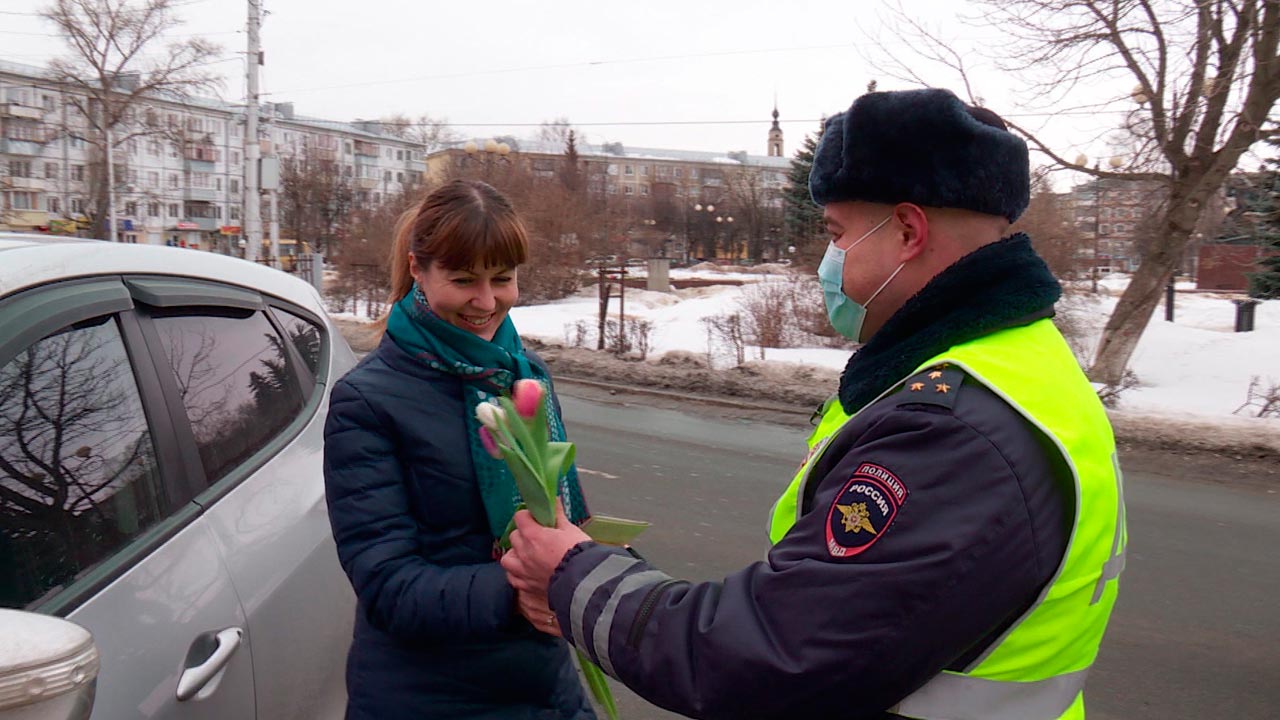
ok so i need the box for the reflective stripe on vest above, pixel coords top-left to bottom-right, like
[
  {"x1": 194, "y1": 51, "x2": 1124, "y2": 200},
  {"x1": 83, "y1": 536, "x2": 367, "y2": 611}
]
[{"x1": 767, "y1": 319, "x2": 1126, "y2": 720}]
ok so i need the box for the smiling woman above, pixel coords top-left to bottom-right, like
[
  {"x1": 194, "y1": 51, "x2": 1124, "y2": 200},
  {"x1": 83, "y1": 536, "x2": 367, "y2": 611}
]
[{"x1": 323, "y1": 179, "x2": 598, "y2": 720}]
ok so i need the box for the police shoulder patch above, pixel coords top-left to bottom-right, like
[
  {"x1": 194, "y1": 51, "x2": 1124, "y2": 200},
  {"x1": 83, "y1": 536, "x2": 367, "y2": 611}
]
[{"x1": 825, "y1": 462, "x2": 909, "y2": 558}]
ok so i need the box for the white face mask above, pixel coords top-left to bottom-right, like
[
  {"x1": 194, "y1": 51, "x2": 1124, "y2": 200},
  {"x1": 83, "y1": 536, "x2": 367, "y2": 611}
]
[{"x1": 816, "y1": 215, "x2": 905, "y2": 341}]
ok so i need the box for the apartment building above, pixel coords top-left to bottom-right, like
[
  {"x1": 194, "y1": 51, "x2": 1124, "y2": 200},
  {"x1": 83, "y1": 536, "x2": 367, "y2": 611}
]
[
  {"x1": 0, "y1": 60, "x2": 425, "y2": 253},
  {"x1": 1069, "y1": 177, "x2": 1165, "y2": 273}
]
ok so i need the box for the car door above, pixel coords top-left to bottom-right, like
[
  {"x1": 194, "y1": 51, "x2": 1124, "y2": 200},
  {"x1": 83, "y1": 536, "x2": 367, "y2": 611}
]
[
  {"x1": 0, "y1": 276, "x2": 256, "y2": 720},
  {"x1": 126, "y1": 277, "x2": 356, "y2": 720}
]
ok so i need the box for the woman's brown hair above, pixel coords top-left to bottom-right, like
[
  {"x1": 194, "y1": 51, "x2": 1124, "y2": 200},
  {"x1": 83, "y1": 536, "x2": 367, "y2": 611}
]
[{"x1": 382, "y1": 180, "x2": 529, "y2": 324}]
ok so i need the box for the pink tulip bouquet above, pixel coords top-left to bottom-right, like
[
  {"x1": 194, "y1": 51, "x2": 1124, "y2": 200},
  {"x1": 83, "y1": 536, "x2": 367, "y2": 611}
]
[{"x1": 476, "y1": 378, "x2": 622, "y2": 719}]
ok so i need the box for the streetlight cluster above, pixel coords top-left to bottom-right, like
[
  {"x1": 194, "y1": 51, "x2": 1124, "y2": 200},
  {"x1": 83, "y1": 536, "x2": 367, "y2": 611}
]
[{"x1": 464, "y1": 138, "x2": 511, "y2": 157}]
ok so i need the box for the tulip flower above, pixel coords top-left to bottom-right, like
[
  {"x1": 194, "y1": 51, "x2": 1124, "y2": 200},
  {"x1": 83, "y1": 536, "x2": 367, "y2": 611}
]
[
  {"x1": 513, "y1": 378, "x2": 545, "y2": 419},
  {"x1": 476, "y1": 383, "x2": 621, "y2": 720},
  {"x1": 478, "y1": 426, "x2": 502, "y2": 460}
]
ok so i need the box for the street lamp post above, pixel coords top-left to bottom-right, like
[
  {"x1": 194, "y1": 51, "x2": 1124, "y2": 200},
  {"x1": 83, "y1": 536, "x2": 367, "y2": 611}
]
[{"x1": 463, "y1": 139, "x2": 511, "y2": 178}]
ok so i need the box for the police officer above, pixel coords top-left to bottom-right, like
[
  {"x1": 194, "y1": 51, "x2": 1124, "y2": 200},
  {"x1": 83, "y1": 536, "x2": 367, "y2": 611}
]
[{"x1": 501, "y1": 88, "x2": 1126, "y2": 720}]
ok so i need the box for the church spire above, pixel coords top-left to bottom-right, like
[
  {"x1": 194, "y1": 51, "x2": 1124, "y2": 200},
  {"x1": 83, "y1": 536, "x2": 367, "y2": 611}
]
[{"x1": 768, "y1": 98, "x2": 784, "y2": 157}]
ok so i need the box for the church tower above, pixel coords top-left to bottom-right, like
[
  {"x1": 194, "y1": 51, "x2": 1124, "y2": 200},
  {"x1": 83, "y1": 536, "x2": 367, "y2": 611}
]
[{"x1": 768, "y1": 102, "x2": 784, "y2": 157}]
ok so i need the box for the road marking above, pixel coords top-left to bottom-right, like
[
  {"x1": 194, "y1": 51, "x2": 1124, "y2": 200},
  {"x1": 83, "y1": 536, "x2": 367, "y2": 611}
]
[{"x1": 578, "y1": 468, "x2": 621, "y2": 480}]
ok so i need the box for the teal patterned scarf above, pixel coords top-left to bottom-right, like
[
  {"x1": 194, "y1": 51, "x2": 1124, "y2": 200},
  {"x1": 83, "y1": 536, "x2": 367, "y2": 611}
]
[{"x1": 385, "y1": 286, "x2": 588, "y2": 539}]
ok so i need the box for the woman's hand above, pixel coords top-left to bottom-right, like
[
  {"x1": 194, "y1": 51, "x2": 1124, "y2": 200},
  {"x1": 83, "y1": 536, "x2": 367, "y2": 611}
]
[{"x1": 514, "y1": 588, "x2": 562, "y2": 637}]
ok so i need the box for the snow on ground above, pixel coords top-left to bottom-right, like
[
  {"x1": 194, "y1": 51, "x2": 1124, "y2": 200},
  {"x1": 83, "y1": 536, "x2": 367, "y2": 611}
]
[
  {"x1": 331, "y1": 265, "x2": 1278, "y2": 429},
  {"x1": 508, "y1": 268, "x2": 1279, "y2": 427}
]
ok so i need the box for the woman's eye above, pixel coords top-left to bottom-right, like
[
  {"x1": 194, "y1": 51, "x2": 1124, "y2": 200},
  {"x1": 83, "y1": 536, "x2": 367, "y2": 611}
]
[
  {"x1": 451, "y1": 278, "x2": 473, "y2": 286},
  {"x1": 494, "y1": 276, "x2": 513, "y2": 284}
]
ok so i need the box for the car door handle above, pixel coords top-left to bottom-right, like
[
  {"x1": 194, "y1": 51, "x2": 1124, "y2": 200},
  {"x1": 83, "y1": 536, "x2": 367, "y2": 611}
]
[{"x1": 176, "y1": 627, "x2": 243, "y2": 702}]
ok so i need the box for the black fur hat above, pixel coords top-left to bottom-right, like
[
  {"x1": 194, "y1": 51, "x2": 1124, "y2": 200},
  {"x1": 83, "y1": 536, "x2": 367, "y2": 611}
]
[{"x1": 809, "y1": 88, "x2": 1030, "y2": 222}]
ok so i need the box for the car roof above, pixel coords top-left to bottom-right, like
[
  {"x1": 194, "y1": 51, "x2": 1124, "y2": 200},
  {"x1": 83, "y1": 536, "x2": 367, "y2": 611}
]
[{"x1": 0, "y1": 233, "x2": 325, "y2": 313}]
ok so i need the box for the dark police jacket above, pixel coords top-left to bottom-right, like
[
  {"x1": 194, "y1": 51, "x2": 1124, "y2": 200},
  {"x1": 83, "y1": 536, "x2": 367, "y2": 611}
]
[
  {"x1": 545, "y1": 235, "x2": 1076, "y2": 719},
  {"x1": 324, "y1": 335, "x2": 595, "y2": 720}
]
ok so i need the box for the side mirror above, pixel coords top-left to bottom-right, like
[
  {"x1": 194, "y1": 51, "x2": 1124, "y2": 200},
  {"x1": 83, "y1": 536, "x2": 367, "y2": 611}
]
[{"x1": 0, "y1": 609, "x2": 98, "y2": 720}]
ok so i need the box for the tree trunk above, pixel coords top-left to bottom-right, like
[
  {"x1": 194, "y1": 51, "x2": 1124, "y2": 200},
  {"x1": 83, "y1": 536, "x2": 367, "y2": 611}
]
[{"x1": 1089, "y1": 203, "x2": 1197, "y2": 386}]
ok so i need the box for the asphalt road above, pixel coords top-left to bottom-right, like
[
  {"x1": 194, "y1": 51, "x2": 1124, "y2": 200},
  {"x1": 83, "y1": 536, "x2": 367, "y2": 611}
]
[{"x1": 558, "y1": 392, "x2": 1280, "y2": 720}]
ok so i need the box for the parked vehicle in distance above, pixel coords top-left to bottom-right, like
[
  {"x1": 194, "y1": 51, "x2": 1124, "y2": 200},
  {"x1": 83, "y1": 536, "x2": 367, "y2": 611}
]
[{"x1": 0, "y1": 233, "x2": 358, "y2": 719}]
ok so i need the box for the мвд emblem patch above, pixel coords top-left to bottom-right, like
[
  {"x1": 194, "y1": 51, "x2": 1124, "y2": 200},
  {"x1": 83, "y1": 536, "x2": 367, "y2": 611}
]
[{"x1": 825, "y1": 463, "x2": 908, "y2": 558}]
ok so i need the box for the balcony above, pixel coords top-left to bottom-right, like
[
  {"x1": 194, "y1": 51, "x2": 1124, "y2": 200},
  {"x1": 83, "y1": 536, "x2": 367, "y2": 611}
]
[
  {"x1": 1, "y1": 138, "x2": 44, "y2": 156},
  {"x1": 185, "y1": 158, "x2": 215, "y2": 173},
  {"x1": 310, "y1": 147, "x2": 338, "y2": 162},
  {"x1": 184, "y1": 187, "x2": 218, "y2": 202},
  {"x1": 0, "y1": 103, "x2": 43, "y2": 120},
  {"x1": 356, "y1": 176, "x2": 379, "y2": 190},
  {"x1": 353, "y1": 141, "x2": 379, "y2": 157},
  {"x1": 407, "y1": 159, "x2": 426, "y2": 172},
  {"x1": 6, "y1": 176, "x2": 47, "y2": 191}
]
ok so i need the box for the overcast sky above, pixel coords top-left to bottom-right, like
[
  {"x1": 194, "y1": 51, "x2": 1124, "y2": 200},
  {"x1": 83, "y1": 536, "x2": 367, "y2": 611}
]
[{"x1": 1, "y1": 0, "x2": 1272, "y2": 185}]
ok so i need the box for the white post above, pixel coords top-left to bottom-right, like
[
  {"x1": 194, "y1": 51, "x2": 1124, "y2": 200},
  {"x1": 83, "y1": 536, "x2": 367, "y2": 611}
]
[
  {"x1": 244, "y1": 0, "x2": 262, "y2": 261},
  {"x1": 269, "y1": 189, "x2": 279, "y2": 263}
]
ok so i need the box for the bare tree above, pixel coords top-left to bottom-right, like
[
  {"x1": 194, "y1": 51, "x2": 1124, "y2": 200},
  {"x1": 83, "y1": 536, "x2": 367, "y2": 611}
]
[
  {"x1": 278, "y1": 155, "x2": 355, "y2": 258},
  {"x1": 1011, "y1": 171, "x2": 1087, "y2": 281},
  {"x1": 377, "y1": 113, "x2": 458, "y2": 154},
  {"x1": 726, "y1": 168, "x2": 784, "y2": 262},
  {"x1": 871, "y1": 0, "x2": 1280, "y2": 385},
  {"x1": 41, "y1": 0, "x2": 223, "y2": 241}
]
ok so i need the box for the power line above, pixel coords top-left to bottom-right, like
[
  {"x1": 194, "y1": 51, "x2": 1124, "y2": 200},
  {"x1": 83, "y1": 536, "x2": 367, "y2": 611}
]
[
  {"x1": 267, "y1": 43, "x2": 864, "y2": 95},
  {"x1": 276, "y1": 109, "x2": 1130, "y2": 131}
]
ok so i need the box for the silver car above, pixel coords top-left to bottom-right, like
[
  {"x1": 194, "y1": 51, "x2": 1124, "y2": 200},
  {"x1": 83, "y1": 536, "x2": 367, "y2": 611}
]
[{"x1": 0, "y1": 234, "x2": 357, "y2": 719}]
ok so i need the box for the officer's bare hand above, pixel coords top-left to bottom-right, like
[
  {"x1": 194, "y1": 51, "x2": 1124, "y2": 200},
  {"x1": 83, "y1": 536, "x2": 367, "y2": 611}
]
[{"x1": 501, "y1": 501, "x2": 590, "y2": 595}]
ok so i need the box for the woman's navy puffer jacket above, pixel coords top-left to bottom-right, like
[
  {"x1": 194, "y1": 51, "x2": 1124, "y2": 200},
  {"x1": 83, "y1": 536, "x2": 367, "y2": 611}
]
[{"x1": 324, "y1": 334, "x2": 596, "y2": 720}]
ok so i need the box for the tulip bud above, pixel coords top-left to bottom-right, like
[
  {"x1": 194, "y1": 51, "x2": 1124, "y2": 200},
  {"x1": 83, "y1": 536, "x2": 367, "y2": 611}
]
[
  {"x1": 478, "y1": 426, "x2": 503, "y2": 459},
  {"x1": 475, "y1": 401, "x2": 506, "y2": 432},
  {"x1": 513, "y1": 379, "x2": 545, "y2": 420}
]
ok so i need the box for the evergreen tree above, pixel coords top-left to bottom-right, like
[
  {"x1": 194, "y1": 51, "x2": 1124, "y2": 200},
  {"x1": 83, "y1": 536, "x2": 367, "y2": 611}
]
[
  {"x1": 783, "y1": 118, "x2": 826, "y2": 264},
  {"x1": 560, "y1": 130, "x2": 582, "y2": 193},
  {"x1": 1247, "y1": 140, "x2": 1280, "y2": 298}
]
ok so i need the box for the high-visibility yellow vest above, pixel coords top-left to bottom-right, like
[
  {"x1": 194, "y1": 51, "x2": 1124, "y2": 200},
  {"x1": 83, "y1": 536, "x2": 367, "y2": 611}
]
[{"x1": 767, "y1": 319, "x2": 1126, "y2": 720}]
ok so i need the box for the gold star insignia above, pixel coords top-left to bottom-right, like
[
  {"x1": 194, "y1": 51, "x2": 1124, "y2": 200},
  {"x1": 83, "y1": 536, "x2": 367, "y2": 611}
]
[
  {"x1": 837, "y1": 502, "x2": 878, "y2": 535},
  {"x1": 909, "y1": 382, "x2": 925, "y2": 391},
  {"x1": 935, "y1": 383, "x2": 951, "y2": 394},
  {"x1": 928, "y1": 371, "x2": 943, "y2": 380}
]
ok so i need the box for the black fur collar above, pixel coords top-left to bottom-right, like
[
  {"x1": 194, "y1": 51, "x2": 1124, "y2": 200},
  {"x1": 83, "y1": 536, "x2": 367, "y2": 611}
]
[{"x1": 837, "y1": 233, "x2": 1061, "y2": 414}]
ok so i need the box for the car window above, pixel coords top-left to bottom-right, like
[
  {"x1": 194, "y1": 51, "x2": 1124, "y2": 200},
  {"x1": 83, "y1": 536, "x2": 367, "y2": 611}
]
[
  {"x1": 273, "y1": 307, "x2": 323, "y2": 378},
  {"x1": 0, "y1": 315, "x2": 168, "y2": 610},
  {"x1": 151, "y1": 309, "x2": 304, "y2": 485}
]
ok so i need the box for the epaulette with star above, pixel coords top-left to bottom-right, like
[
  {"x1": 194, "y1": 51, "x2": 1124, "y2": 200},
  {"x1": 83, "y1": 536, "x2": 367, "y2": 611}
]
[{"x1": 894, "y1": 364, "x2": 966, "y2": 410}]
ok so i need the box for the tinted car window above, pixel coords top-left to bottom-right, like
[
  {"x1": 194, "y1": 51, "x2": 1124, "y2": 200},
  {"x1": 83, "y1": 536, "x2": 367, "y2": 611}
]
[
  {"x1": 152, "y1": 309, "x2": 304, "y2": 484},
  {"x1": 0, "y1": 315, "x2": 167, "y2": 609},
  {"x1": 273, "y1": 308, "x2": 323, "y2": 378}
]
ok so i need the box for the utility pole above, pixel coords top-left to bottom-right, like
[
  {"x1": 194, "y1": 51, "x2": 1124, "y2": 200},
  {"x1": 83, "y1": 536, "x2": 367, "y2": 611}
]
[
  {"x1": 103, "y1": 106, "x2": 118, "y2": 242},
  {"x1": 244, "y1": 0, "x2": 262, "y2": 261}
]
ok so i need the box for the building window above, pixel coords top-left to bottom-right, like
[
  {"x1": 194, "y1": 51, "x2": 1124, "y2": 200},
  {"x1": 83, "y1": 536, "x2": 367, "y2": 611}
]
[
  {"x1": 396, "y1": 150, "x2": 404, "y2": 161},
  {"x1": 148, "y1": 140, "x2": 161, "y2": 155},
  {"x1": 624, "y1": 165, "x2": 634, "y2": 175},
  {"x1": 47, "y1": 197, "x2": 60, "y2": 213},
  {"x1": 216, "y1": 178, "x2": 222, "y2": 191},
  {"x1": 384, "y1": 170, "x2": 391, "y2": 181},
  {"x1": 71, "y1": 198, "x2": 84, "y2": 213},
  {"x1": 230, "y1": 206, "x2": 240, "y2": 220},
  {"x1": 169, "y1": 174, "x2": 179, "y2": 189},
  {"x1": 640, "y1": 185, "x2": 649, "y2": 196},
  {"x1": 124, "y1": 201, "x2": 136, "y2": 216},
  {"x1": 8, "y1": 161, "x2": 32, "y2": 178},
  {"x1": 127, "y1": 138, "x2": 139, "y2": 154},
  {"x1": 230, "y1": 178, "x2": 240, "y2": 193},
  {"x1": 674, "y1": 168, "x2": 682, "y2": 178},
  {"x1": 147, "y1": 171, "x2": 159, "y2": 188},
  {"x1": 148, "y1": 202, "x2": 159, "y2": 217},
  {"x1": 168, "y1": 203, "x2": 179, "y2": 217},
  {"x1": 231, "y1": 150, "x2": 241, "y2": 165},
  {"x1": 624, "y1": 185, "x2": 634, "y2": 195},
  {"x1": 11, "y1": 192, "x2": 36, "y2": 209},
  {"x1": 71, "y1": 165, "x2": 85, "y2": 181},
  {"x1": 690, "y1": 168, "x2": 699, "y2": 179},
  {"x1": 44, "y1": 163, "x2": 58, "y2": 179},
  {"x1": 640, "y1": 166, "x2": 648, "y2": 176},
  {"x1": 396, "y1": 172, "x2": 403, "y2": 183}
]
